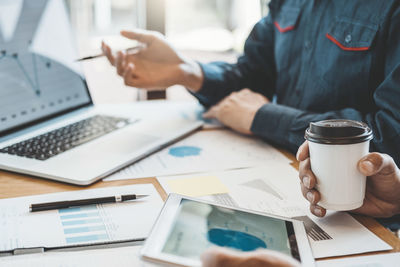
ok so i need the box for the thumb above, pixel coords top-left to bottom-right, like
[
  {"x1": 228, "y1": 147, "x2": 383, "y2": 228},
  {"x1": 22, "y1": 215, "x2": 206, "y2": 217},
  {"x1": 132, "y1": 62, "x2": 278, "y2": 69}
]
[
  {"x1": 201, "y1": 247, "x2": 238, "y2": 267},
  {"x1": 121, "y1": 30, "x2": 154, "y2": 44},
  {"x1": 358, "y1": 152, "x2": 396, "y2": 177}
]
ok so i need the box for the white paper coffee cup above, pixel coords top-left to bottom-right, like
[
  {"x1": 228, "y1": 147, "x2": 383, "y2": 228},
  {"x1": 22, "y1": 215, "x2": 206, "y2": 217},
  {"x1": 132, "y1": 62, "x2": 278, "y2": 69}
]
[{"x1": 305, "y1": 120, "x2": 373, "y2": 211}]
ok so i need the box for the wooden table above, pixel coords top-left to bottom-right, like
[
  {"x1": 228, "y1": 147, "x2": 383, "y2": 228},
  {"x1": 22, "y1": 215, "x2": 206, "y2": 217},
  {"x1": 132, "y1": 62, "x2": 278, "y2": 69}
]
[{"x1": 1, "y1": 141, "x2": 399, "y2": 261}]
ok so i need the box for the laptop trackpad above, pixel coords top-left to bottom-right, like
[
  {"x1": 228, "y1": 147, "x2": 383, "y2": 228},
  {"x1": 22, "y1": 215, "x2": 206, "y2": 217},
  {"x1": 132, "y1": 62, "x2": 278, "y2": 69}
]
[{"x1": 83, "y1": 130, "x2": 159, "y2": 156}]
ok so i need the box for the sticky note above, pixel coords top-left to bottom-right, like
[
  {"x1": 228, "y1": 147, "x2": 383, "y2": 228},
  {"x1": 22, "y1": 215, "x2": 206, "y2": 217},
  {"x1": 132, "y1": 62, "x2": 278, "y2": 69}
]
[{"x1": 167, "y1": 176, "x2": 229, "y2": 197}]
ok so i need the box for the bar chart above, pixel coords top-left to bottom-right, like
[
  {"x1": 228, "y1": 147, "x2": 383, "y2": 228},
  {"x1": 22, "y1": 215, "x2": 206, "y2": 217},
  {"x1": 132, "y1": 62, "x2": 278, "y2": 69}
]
[{"x1": 58, "y1": 205, "x2": 110, "y2": 244}]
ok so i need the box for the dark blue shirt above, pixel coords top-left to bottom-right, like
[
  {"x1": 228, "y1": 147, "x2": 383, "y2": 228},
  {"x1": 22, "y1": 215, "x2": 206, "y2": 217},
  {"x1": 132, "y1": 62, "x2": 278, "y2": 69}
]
[{"x1": 193, "y1": 0, "x2": 400, "y2": 165}]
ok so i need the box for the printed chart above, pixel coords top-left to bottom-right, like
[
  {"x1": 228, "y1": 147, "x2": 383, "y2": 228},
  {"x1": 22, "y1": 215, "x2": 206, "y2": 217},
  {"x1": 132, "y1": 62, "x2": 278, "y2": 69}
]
[
  {"x1": 0, "y1": 184, "x2": 163, "y2": 252},
  {"x1": 0, "y1": 0, "x2": 90, "y2": 132},
  {"x1": 168, "y1": 146, "x2": 202, "y2": 158},
  {"x1": 58, "y1": 205, "x2": 110, "y2": 244}
]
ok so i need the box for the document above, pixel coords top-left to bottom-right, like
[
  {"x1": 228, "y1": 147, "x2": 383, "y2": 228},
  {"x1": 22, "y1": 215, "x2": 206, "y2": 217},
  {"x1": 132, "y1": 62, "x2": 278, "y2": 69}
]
[
  {"x1": 166, "y1": 175, "x2": 229, "y2": 197},
  {"x1": 317, "y1": 252, "x2": 400, "y2": 267},
  {"x1": 158, "y1": 165, "x2": 392, "y2": 258},
  {"x1": 105, "y1": 129, "x2": 290, "y2": 181},
  {"x1": 0, "y1": 245, "x2": 160, "y2": 267},
  {"x1": 0, "y1": 184, "x2": 163, "y2": 253}
]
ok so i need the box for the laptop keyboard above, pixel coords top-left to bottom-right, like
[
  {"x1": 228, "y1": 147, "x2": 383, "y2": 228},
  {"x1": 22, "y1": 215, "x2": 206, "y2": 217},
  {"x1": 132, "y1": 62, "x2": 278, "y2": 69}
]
[{"x1": 0, "y1": 115, "x2": 130, "y2": 161}]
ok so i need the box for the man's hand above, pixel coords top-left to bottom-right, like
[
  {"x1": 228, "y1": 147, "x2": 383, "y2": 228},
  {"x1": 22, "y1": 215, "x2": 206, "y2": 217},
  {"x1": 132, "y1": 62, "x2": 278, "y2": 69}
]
[
  {"x1": 297, "y1": 141, "x2": 400, "y2": 217},
  {"x1": 101, "y1": 30, "x2": 203, "y2": 91},
  {"x1": 203, "y1": 89, "x2": 269, "y2": 135},
  {"x1": 201, "y1": 247, "x2": 300, "y2": 267}
]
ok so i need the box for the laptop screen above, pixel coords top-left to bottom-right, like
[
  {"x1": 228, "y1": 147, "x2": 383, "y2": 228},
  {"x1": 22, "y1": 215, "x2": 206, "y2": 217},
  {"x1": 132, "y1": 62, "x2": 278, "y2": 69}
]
[{"x1": 0, "y1": 0, "x2": 91, "y2": 135}]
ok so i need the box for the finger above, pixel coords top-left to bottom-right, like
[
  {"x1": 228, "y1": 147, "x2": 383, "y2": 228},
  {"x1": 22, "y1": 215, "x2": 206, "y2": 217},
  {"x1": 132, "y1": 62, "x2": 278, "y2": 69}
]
[
  {"x1": 229, "y1": 93, "x2": 241, "y2": 102},
  {"x1": 235, "y1": 88, "x2": 251, "y2": 96},
  {"x1": 116, "y1": 51, "x2": 126, "y2": 76},
  {"x1": 203, "y1": 106, "x2": 219, "y2": 119},
  {"x1": 300, "y1": 183, "x2": 321, "y2": 204},
  {"x1": 102, "y1": 42, "x2": 115, "y2": 65},
  {"x1": 121, "y1": 30, "x2": 154, "y2": 45},
  {"x1": 310, "y1": 204, "x2": 326, "y2": 217},
  {"x1": 358, "y1": 152, "x2": 397, "y2": 177},
  {"x1": 296, "y1": 141, "x2": 309, "y2": 161},
  {"x1": 240, "y1": 88, "x2": 251, "y2": 94},
  {"x1": 200, "y1": 248, "x2": 220, "y2": 267},
  {"x1": 298, "y1": 157, "x2": 317, "y2": 189},
  {"x1": 201, "y1": 247, "x2": 238, "y2": 267},
  {"x1": 122, "y1": 63, "x2": 138, "y2": 87}
]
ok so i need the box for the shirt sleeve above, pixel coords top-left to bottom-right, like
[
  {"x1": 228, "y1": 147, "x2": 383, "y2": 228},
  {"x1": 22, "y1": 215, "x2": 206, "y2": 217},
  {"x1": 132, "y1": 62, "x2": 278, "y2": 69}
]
[
  {"x1": 251, "y1": 63, "x2": 400, "y2": 166},
  {"x1": 251, "y1": 4, "x2": 400, "y2": 167},
  {"x1": 191, "y1": 14, "x2": 277, "y2": 107}
]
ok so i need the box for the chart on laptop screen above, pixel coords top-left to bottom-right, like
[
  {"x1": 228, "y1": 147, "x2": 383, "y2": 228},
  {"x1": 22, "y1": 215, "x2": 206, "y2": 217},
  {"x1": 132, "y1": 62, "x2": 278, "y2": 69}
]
[{"x1": 0, "y1": 0, "x2": 90, "y2": 133}]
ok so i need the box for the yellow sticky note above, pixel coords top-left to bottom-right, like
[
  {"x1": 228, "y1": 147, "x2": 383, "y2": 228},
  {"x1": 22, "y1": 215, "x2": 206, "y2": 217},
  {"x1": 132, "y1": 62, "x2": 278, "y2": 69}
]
[{"x1": 167, "y1": 176, "x2": 229, "y2": 197}]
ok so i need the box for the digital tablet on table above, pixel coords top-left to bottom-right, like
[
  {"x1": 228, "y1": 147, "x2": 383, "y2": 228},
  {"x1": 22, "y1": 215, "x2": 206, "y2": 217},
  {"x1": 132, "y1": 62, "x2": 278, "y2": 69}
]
[{"x1": 141, "y1": 194, "x2": 315, "y2": 266}]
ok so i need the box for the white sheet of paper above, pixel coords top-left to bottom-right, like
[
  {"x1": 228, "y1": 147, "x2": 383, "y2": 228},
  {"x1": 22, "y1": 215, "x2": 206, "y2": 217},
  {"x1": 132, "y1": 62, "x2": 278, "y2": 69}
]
[
  {"x1": 105, "y1": 129, "x2": 290, "y2": 181},
  {"x1": 0, "y1": 246, "x2": 161, "y2": 267},
  {"x1": 158, "y1": 165, "x2": 392, "y2": 258},
  {"x1": 317, "y1": 252, "x2": 400, "y2": 267},
  {"x1": 0, "y1": 184, "x2": 163, "y2": 252}
]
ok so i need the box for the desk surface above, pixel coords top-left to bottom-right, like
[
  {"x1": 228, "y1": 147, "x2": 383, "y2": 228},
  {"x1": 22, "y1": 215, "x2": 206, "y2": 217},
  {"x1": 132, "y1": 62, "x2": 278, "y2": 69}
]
[{"x1": 1, "y1": 144, "x2": 399, "y2": 261}]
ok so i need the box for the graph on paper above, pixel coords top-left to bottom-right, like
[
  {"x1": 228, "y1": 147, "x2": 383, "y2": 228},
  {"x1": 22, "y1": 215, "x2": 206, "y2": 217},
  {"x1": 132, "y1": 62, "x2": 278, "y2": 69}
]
[
  {"x1": 168, "y1": 146, "x2": 202, "y2": 158},
  {"x1": 292, "y1": 216, "x2": 332, "y2": 241},
  {"x1": 58, "y1": 205, "x2": 111, "y2": 244},
  {"x1": 241, "y1": 179, "x2": 284, "y2": 200},
  {"x1": 0, "y1": 184, "x2": 163, "y2": 252},
  {"x1": 0, "y1": 0, "x2": 90, "y2": 133}
]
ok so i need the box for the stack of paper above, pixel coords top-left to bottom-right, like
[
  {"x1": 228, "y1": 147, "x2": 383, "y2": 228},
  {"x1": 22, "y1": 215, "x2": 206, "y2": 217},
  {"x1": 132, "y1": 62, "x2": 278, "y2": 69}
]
[
  {"x1": 105, "y1": 129, "x2": 290, "y2": 181},
  {"x1": 0, "y1": 184, "x2": 163, "y2": 253},
  {"x1": 317, "y1": 253, "x2": 400, "y2": 267},
  {"x1": 157, "y1": 165, "x2": 392, "y2": 259},
  {"x1": 0, "y1": 246, "x2": 158, "y2": 267}
]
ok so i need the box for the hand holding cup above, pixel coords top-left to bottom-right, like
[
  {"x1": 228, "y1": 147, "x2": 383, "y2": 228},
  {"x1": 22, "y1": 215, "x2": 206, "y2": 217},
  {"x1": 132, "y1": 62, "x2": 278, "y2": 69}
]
[{"x1": 297, "y1": 140, "x2": 400, "y2": 217}]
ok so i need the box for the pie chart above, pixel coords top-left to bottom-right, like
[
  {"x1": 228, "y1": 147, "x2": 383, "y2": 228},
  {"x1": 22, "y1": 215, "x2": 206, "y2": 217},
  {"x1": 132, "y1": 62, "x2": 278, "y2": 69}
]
[
  {"x1": 207, "y1": 228, "x2": 267, "y2": 251},
  {"x1": 168, "y1": 146, "x2": 201, "y2": 158}
]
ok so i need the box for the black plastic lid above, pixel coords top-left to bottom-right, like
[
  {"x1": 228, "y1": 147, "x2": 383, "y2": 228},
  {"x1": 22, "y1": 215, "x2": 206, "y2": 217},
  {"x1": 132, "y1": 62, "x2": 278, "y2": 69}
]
[{"x1": 305, "y1": 119, "x2": 373, "y2": 144}]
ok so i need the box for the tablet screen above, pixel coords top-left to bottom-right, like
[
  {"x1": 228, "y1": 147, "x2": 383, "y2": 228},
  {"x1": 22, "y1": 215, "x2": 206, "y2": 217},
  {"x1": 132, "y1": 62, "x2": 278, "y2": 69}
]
[{"x1": 162, "y1": 199, "x2": 301, "y2": 261}]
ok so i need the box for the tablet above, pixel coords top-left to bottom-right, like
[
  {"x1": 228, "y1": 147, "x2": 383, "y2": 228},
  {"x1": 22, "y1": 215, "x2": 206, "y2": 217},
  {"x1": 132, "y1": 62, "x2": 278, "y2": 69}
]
[{"x1": 141, "y1": 194, "x2": 314, "y2": 266}]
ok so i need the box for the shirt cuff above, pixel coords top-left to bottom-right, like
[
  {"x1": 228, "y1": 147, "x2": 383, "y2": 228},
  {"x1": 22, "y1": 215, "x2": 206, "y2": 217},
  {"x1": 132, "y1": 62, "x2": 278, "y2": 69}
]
[
  {"x1": 189, "y1": 62, "x2": 225, "y2": 107},
  {"x1": 250, "y1": 103, "x2": 303, "y2": 149}
]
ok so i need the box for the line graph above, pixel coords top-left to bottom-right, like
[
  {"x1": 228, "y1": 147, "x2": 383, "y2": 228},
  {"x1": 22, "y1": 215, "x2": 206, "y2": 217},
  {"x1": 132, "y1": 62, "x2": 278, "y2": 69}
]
[
  {"x1": 0, "y1": 50, "x2": 41, "y2": 96},
  {"x1": 0, "y1": 0, "x2": 92, "y2": 133}
]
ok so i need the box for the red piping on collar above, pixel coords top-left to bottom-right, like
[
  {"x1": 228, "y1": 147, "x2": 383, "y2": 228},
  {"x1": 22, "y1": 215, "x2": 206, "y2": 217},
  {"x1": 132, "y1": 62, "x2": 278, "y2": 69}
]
[{"x1": 274, "y1": 21, "x2": 295, "y2": 33}]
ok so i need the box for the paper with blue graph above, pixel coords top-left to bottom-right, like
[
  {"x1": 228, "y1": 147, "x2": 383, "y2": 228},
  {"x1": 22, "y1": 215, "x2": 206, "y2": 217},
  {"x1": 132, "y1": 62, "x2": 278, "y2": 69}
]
[
  {"x1": 105, "y1": 129, "x2": 290, "y2": 181},
  {"x1": 0, "y1": 184, "x2": 163, "y2": 252},
  {"x1": 159, "y1": 166, "x2": 392, "y2": 259}
]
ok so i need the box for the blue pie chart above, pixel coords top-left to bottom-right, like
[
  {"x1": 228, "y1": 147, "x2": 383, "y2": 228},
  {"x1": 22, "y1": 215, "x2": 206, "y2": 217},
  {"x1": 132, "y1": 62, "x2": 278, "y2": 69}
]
[
  {"x1": 207, "y1": 228, "x2": 267, "y2": 251},
  {"x1": 168, "y1": 146, "x2": 201, "y2": 158}
]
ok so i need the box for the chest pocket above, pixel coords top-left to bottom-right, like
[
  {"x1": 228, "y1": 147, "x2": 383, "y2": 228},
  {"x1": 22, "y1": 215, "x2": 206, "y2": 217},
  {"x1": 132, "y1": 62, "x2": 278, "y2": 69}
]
[
  {"x1": 317, "y1": 18, "x2": 378, "y2": 98},
  {"x1": 274, "y1": 7, "x2": 301, "y2": 72}
]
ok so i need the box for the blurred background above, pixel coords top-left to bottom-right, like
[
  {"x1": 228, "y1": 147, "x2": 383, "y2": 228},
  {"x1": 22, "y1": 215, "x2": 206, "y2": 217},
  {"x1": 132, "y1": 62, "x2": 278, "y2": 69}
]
[{"x1": 65, "y1": 0, "x2": 270, "y2": 103}]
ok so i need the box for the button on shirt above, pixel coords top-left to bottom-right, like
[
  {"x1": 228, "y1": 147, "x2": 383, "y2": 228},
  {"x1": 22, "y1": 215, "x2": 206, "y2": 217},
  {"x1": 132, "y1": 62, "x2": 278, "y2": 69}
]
[{"x1": 192, "y1": 0, "x2": 400, "y2": 165}]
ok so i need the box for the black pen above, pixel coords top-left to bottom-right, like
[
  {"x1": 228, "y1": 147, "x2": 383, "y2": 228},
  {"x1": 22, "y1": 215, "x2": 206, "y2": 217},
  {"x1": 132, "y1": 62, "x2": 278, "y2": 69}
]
[
  {"x1": 29, "y1": 194, "x2": 148, "y2": 212},
  {"x1": 75, "y1": 45, "x2": 143, "y2": 61}
]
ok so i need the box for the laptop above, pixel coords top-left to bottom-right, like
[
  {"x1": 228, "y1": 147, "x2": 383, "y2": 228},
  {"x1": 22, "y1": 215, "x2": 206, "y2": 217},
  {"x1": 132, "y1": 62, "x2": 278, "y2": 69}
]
[{"x1": 0, "y1": 0, "x2": 203, "y2": 185}]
